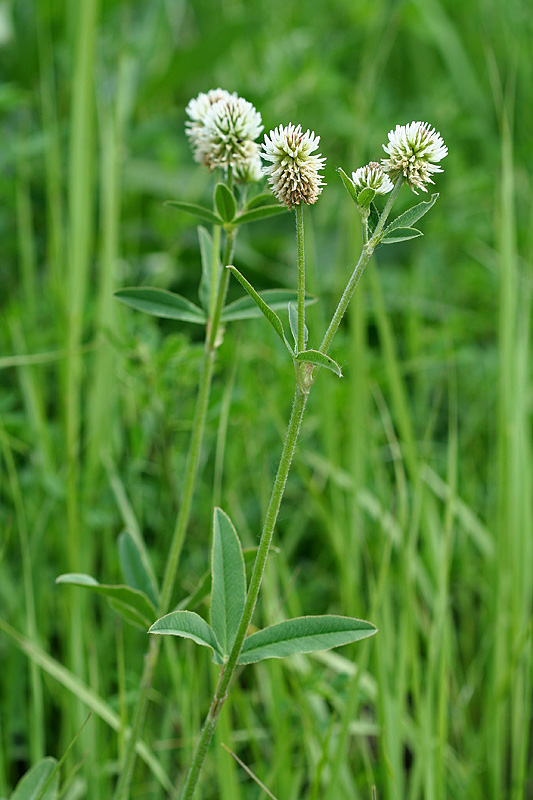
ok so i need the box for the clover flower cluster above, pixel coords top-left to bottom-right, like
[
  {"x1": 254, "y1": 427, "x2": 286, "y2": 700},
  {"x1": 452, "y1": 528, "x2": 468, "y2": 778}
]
[
  {"x1": 381, "y1": 121, "x2": 448, "y2": 193},
  {"x1": 347, "y1": 121, "x2": 447, "y2": 199},
  {"x1": 185, "y1": 88, "x2": 263, "y2": 183},
  {"x1": 261, "y1": 123, "x2": 326, "y2": 209},
  {"x1": 352, "y1": 162, "x2": 394, "y2": 195}
]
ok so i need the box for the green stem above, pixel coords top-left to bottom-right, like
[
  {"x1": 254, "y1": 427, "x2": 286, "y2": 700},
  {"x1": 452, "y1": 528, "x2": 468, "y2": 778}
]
[
  {"x1": 295, "y1": 204, "x2": 306, "y2": 352},
  {"x1": 318, "y1": 247, "x2": 371, "y2": 358},
  {"x1": 318, "y1": 176, "x2": 404, "y2": 359},
  {"x1": 179, "y1": 386, "x2": 309, "y2": 800},
  {"x1": 369, "y1": 175, "x2": 403, "y2": 242},
  {"x1": 112, "y1": 228, "x2": 236, "y2": 800},
  {"x1": 177, "y1": 177, "x2": 406, "y2": 800}
]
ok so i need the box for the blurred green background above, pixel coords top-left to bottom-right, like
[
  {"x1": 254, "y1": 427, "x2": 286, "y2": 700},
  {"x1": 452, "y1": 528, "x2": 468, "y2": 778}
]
[{"x1": 0, "y1": 0, "x2": 531, "y2": 798}]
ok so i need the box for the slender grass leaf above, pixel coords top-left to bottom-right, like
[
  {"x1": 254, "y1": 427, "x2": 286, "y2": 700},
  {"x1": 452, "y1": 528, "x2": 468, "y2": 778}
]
[
  {"x1": 10, "y1": 757, "x2": 58, "y2": 800},
  {"x1": 238, "y1": 615, "x2": 377, "y2": 664},
  {"x1": 244, "y1": 191, "x2": 276, "y2": 210},
  {"x1": 164, "y1": 200, "x2": 222, "y2": 225},
  {"x1": 357, "y1": 187, "x2": 376, "y2": 208},
  {"x1": 296, "y1": 349, "x2": 343, "y2": 377},
  {"x1": 384, "y1": 193, "x2": 438, "y2": 233},
  {"x1": 0, "y1": 618, "x2": 171, "y2": 791},
  {"x1": 221, "y1": 744, "x2": 279, "y2": 800},
  {"x1": 337, "y1": 167, "x2": 358, "y2": 204},
  {"x1": 197, "y1": 226, "x2": 215, "y2": 311},
  {"x1": 55, "y1": 574, "x2": 156, "y2": 629},
  {"x1": 214, "y1": 182, "x2": 237, "y2": 222},
  {"x1": 149, "y1": 611, "x2": 223, "y2": 663},
  {"x1": 114, "y1": 287, "x2": 207, "y2": 324},
  {"x1": 221, "y1": 290, "x2": 316, "y2": 323},
  {"x1": 235, "y1": 204, "x2": 288, "y2": 225},
  {"x1": 380, "y1": 227, "x2": 423, "y2": 245},
  {"x1": 211, "y1": 508, "x2": 246, "y2": 655},
  {"x1": 118, "y1": 531, "x2": 159, "y2": 608},
  {"x1": 226, "y1": 266, "x2": 293, "y2": 353}
]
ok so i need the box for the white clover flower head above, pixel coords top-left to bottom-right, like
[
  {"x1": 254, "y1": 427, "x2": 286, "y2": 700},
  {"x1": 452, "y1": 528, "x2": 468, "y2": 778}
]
[
  {"x1": 185, "y1": 89, "x2": 235, "y2": 159},
  {"x1": 381, "y1": 121, "x2": 448, "y2": 193},
  {"x1": 185, "y1": 88, "x2": 234, "y2": 125},
  {"x1": 261, "y1": 123, "x2": 326, "y2": 209},
  {"x1": 185, "y1": 89, "x2": 264, "y2": 183},
  {"x1": 352, "y1": 161, "x2": 394, "y2": 195}
]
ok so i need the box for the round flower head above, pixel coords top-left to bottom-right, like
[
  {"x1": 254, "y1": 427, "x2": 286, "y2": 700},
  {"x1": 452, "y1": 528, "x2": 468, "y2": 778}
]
[
  {"x1": 185, "y1": 88, "x2": 234, "y2": 125},
  {"x1": 381, "y1": 122, "x2": 448, "y2": 193},
  {"x1": 185, "y1": 89, "x2": 263, "y2": 182},
  {"x1": 185, "y1": 88, "x2": 235, "y2": 158},
  {"x1": 352, "y1": 162, "x2": 394, "y2": 195},
  {"x1": 261, "y1": 123, "x2": 326, "y2": 209}
]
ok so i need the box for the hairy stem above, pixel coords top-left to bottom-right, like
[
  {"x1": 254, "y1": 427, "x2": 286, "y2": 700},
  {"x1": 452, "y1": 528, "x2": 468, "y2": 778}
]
[{"x1": 295, "y1": 204, "x2": 306, "y2": 352}]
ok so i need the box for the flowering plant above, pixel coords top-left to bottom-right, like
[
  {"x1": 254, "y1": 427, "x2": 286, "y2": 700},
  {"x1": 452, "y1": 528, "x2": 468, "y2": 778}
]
[{"x1": 58, "y1": 91, "x2": 447, "y2": 799}]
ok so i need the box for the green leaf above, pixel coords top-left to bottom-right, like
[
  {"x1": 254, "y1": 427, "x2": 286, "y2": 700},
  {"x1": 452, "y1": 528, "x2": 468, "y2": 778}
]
[
  {"x1": 337, "y1": 167, "x2": 358, "y2": 204},
  {"x1": 214, "y1": 182, "x2": 237, "y2": 222},
  {"x1": 235, "y1": 204, "x2": 288, "y2": 225},
  {"x1": 244, "y1": 191, "x2": 276, "y2": 210},
  {"x1": 210, "y1": 508, "x2": 246, "y2": 655},
  {"x1": 295, "y1": 349, "x2": 343, "y2": 377},
  {"x1": 221, "y1": 290, "x2": 316, "y2": 323},
  {"x1": 288, "y1": 301, "x2": 308, "y2": 350},
  {"x1": 118, "y1": 531, "x2": 159, "y2": 609},
  {"x1": 10, "y1": 758, "x2": 58, "y2": 800},
  {"x1": 164, "y1": 200, "x2": 222, "y2": 225},
  {"x1": 380, "y1": 227, "x2": 423, "y2": 244},
  {"x1": 55, "y1": 574, "x2": 156, "y2": 630},
  {"x1": 384, "y1": 193, "x2": 438, "y2": 233},
  {"x1": 175, "y1": 547, "x2": 277, "y2": 612},
  {"x1": 238, "y1": 615, "x2": 377, "y2": 665},
  {"x1": 149, "y1": 611, "x2": 223, "y2": 663},
  {"x1": 114, "y1": 287, "x2": 207, "y2": 324},
  {"x1": 226, "y1": 266, "x2": 293, "y2": 353},
  {"x1": 357, "y1": 187, "x2": 376, "y2": 208},
  {"x1": 197, "y1": 226, "x2": 215, "y2": 311}
]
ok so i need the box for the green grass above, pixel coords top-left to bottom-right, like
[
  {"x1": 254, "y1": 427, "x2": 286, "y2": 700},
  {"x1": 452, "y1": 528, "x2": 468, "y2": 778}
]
[{"x1": 1, "y1": 0, "x2": 532, "y2": 798}]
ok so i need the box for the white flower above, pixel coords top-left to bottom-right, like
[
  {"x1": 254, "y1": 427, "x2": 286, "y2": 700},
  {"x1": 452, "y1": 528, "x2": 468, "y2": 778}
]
[
  {"x1": 261, "y1": 123, "x2": 326, "y2": 209},
  {"x1": 185, "y1": 90, "x2": 263, "y2": 182},
  {"x1": 185, "y1": 89, "x2": 234, "y2": 158},
  {"x1": 352, "y1": 162, "x2": 394, "y2": 195},
  {"x1": 381, "y1": 122, "x2": 448, "y2": 193},
  {"x1": 185, "y1": 88, "x2": 234, "y2": 125}
]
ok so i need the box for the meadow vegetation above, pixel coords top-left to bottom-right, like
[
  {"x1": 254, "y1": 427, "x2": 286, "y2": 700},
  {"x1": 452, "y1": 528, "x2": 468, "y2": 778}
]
[{"x1": 0, "y1": 1, "x2": 531, "y2": 798}]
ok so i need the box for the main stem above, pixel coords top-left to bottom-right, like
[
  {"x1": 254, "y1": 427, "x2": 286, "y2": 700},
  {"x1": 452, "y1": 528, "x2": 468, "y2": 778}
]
[
  {"x1": 176, "y1": 181, "x2": 405, "y2": 800},
  {"x1": 295, "y1": 204, "x2": 305, "y2": 352},
  {"x1": 112, "y1": 228, "x2": 236, "y2": 800},
  {"x1": 180, "y1": 385, "x2": 309, "y2": 800}
]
